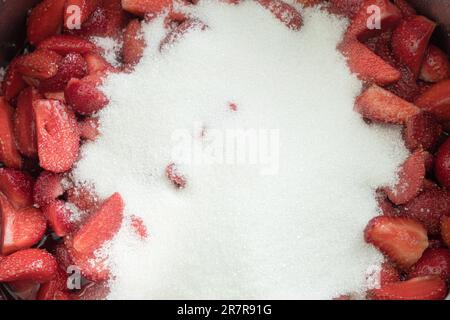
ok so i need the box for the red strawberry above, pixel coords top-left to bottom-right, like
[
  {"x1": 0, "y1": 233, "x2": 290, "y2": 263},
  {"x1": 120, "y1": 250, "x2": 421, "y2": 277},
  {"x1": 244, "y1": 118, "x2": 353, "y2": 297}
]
[
  {"x1": 38, "y1": 35, "x2": 98, "y2": 56},
  {"x1": 65, "y1": 76, "x2": 109, "y2": 115},
  {"x1": 354, "y1": 84, "x2": 420, "y2": 124},
  {"x1": 346, "y1": 0, "x2": 401, "y2": 42},
  {"x1": 78, "y1": 117, "x2": 100, "y2": 141},
  {"x1": 1, "y1": 58, "x2": 27, "y2": 101},
  {"x1": 33, "y1": 172, "x2": 64, "y2": 208},
  {"x1": 160, "y1": 18, "x2": 207, "y2": 51},
  {"x1": 419, "y1": 45, "x2": 450, "y2": 83},
  {"x1": 64, "y1": 0, "x2": 101, "y2": 29},
  {"x1": 14, "y1": 88, "x2": 40, "y2": 158},
  {"x1": 84, "y1": 53, "x2": 115, "y2": 75},
  {"x1": 27, "y1": 0, "x2": 66, "y2": 45},
  {"x1": 380, "y1": 262, "x2": 401, "y2": 285},
  {"x1": 327, "y1": 0, "x2": 363, "y2": 18},
  {"x1": 42, "y1": 200, "x2": 74, "y2": 237},
  {"x1": 364, "y1": 216, "x2": 428, "y2": 269},
  {"x1": 257, "y1": 0, "x2": 303, "y2": 31},
  {"x1": 415, "y1": 79, "x2": 450, "y2": 122},
  {"x1": 339, "y1": 41, "x2": 401, "y2": 86},
  {"x1": 37, "y1": 267, "x2": 68, "y2": 300},
  {"x1": 44, "y1": 91, "x2": 66, "y2": 102},
  {"x1": 121, "y1": 0, "x2": 172, "y2": 16},
  {"x1": 404, "y1": 112, "x2": 442, "y2": 151},
  {"x1": 442, "y1": 215, "x2": 450, "y2": 248},
  {"x1": 391, "y1": 16, "x2": 436, "y2": 78},
  {"x1": 367, "y1": 276, "x2": 447, "y2": 300},
  {"x1": 0, "y1": 249, "x2": 57, "y2": 283},
  {"x1": 435, "y1": 138, "x2": 450, "y2": 189},
  {"x1": 0, "y1": 168, "x2": 34, "y2": 209},
  {"x1": 123, "y1": 19, "x2": 146, "y2": 67},
  {"x1": 0, "y1": 194, "x2": 47, "y2": 255},
  {"x1": 0, "y1": 98, "x2": 22, "y2": 169},
  {"x1": 130, "y1": 215, "x2": 148, "y2": 239},
  {"x1": 16, "y1": 50, "x2": 62, "y2": 80},
  {"x1": 34, "y1": 99, "x2": 80, "y2": 173},
  {"x1": 392, "y1": 0, "x2": 416, "y2": 18},
  {"x1": 387, "y1": 65, "x2": 424, "y2": 102},
  {"x1": 8, "y1": 280, "x2": 40, "y2": 300},
  {"x1": 53, "y1": 243, "x2": 74, "y2": 272},
  {"x1": 409, "y1": 248, "x2": 450, "y2": 281},
  {"x1": 166, "y1": 163, "x2": 187, "y2": 189},
  {"x1": 66, "y1": 185, "x2": 100, "y2": 214}
]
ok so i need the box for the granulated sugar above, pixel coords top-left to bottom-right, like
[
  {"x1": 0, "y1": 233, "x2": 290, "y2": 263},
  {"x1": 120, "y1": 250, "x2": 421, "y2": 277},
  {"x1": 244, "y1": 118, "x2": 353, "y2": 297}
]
[{"x1": 72, "y1": 1, "x2": 409, "y2": 299}]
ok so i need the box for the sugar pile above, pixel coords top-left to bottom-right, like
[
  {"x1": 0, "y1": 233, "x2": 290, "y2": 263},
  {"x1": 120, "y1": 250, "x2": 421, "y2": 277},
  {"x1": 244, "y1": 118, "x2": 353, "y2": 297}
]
[{"x1": 72, "y1": 1, "x2": 409, "y2": 299}]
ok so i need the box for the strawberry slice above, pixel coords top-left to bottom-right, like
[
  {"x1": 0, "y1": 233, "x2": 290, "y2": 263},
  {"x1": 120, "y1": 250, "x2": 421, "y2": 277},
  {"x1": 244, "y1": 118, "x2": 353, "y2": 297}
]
[
  {"x1": 401, "y1": 189, "x2": 450, "y2": 235},
  {"x1": 392, "y1": 0, "x2": 416, "y2": 17},
  {"x1": 409, "y1": 248, "x2": 450, "y2": 281},
  {"x1": 160, "y1": 18, "x2": 208, "y2": 51},
  {"x1": 442, "y1": 215, "x2": 450, "y2": 248},
  {"x1": 16, "y1": 50, "x2": 62, "y2": 80},
  {"x1": 0, "y1": 168, "x2": 34, "y2": 209},
  {"x1": 1, "y1": 58, "x2": 27, "y2": 101},
  {"x1": 419, "y1": 45, "x2": 450, "y2": 83},
  {"x1": 64, "y1": 75, "x2": 109, "y2": 115},
  {"x1": 121, "y1": 0, "x2": 172, "y2": 16},
  {"x1": 355, "y1": 84, "x2": 420, "y2": 124},
  {"x1": 44, "y1": 91, "x2": 66, "y2": 102},
  {"x1": 0, "y1": 194, "x2": 47, "y2": 255},
  {"x1": 78, "y1": 117, "x2": 100, "y2": 141},
  {"x1": 34, "y1": 99, "x2": 80, "y2": 173},
  {"x1": 415, "y1": 79, "x2": 450, "y2": 122},
  {"x1": 364, "y1": 216, "x2": 428, "y2": 269},
  {"x1": 435, "y1": 138, "x2": 450, "y2": 189},
  {"x1": 15, "y1": 87, "x2": 40, "y2": 158},
  {"x1": 380, "y1": 262, "x2": 401, "y2": 285},
  {"x1": 123, "y1": 19, "x2": 146, "y2": 67},
  {"x1": 27, "y1": 0, "x2": 66, "y2": 45},
  {"x1": 339, "y1": 41, "x2": 401, "y2": 86},
  {"x1": 42, "y1": 200, "x2": 74, "y2": 237},
  {"x1": 327, "y1": 0, "x2": 363, "y2": 18},
  {"x1": 392, "y1": 16, "x2": 436, "y2": 78},
  {"x1": 385, "y1": 150, "x2": 426, "y2": 205},
  {"x1": 84, "y1": 53, "x2": 115, "y2": 75},
  {"x1": 346, "y1": 0, "x2": 401, "y2": 42},
  {"x1": 0, "y1": 249, "x2": 57, "y2": 283},
  {"x1": 404, "y1": 112, "x2": 442, "y2": 151},
  {"x1": 257, "y1": 0, "x2": 303, "y2": 31},
  {"x1": 37, "y1": 267, "x2": 68, "y2": 300},
  {"x1": 64, "y1": 0, "x2": 101, "y2": 29},
  {"x1": 38, "y1": 35, "x2": 98, "y2": 56},
  {"x1": 0, "y1": 98, "x2": 22, "y2": 169},
  {"x1": 367, "y1": 276, "x2": 447, "y2": 300},
  {"x1": 54, "y1": 243, "x2": 74, "y2": 272},
  {"x1": 33, "y1": 172, "x2": 64, "y2": 208}
]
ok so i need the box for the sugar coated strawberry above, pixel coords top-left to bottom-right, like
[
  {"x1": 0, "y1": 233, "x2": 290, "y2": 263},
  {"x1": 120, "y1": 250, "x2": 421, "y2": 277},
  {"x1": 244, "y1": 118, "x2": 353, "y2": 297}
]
[
  {"x1": 14, "y1": 88, "x2": 40, "y2": 158},
  {"x1": 121, "y1": 0, "x2": 173, "y2": 16},
  {"x1": 16, "y1": 50, "x2": 62, "y2": 80},
  {"x1": 65, "y1": 76, "x2": 109, "y2": 115},
  {"x1": 33, "y1": 171, "x2": 64, "y2": 208},
  {"x1": 38, "y1": 35, "x2": 98, "y2": 55},
  {"x1": 123, "y1": 19, "x2": 146, "y2": 67},
  {"x1": 415, "y1": 79, "x2": 450, "y2": 122},
  {"x1": 0, "y1": 168, "x2": 34, "y2": 209},
  {"x1": 419, "y1": 45, "x2": 450, "y2": 83},
  {"x1": 404, "y1": 112, "x2": 442, "y2": 151},
  {"x1": 408, "y1": 248, "x2": 450, "y2": 282},
  {"x1": 42, "y1": 200, "x2": 75, "y2": 237},
  {"x1": 27, "y1": 0, "x2": 66, "y2": 45}
]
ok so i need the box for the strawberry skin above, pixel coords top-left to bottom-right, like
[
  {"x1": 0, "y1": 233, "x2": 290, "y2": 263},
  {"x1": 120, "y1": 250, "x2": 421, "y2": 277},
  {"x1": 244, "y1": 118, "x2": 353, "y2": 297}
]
[
  {"x1": 121, "y1": 0, "x2": 173, "y2": 16},
  {"x1": 37, "y1": 267, "x2": 69, "y2": 300},
  {"x1": 0, "y1": 97, "x2": 23, "y2": 169},
  {"x1": 16, "y1": 50, "x2": 62, "y2": 80},
  {"x1": 435, "y1": 138, "x2": 450, "y2": 189},
  {"x1": 42, "y1": 200, "x2": 74, "y2": 237},
  {"x1": 379, "y1": 262, "x2": 401, "y2": 285},
  {"x1": 257, "y1": 0, "x2": 303, "y2": 31},
  {"x1": 368, "y1": 276, "x2": 447, "y2": 300},
  {"x1": 404, "y1": 112, "x2": 442, "y2": 152},
  {"x1": 84, "y1": 53, "x2": 115, "y2": 75},
  {"x1": 441, "y1": 216, "x2": 450, "y2": 248},
  {"x1": 33, "y1": 171, "x2": 64, "y2": 208},
  {"x1": 392, "y1": 0, "x2": 416, "y2": 18},
  {"x1": 1, "y1": 58, "x2": 27, "y2": 101},
  {"x1": 364, "y1": 216, "x2": 428, "y2": 269},
  {"x1": 27, "y1": 0, "x2": 66, "y2": 45},
  {"x1": 123, "y1": 19, "x2": 146, "y2": 67},
  {"x1": 419, "y1": 45, "x2": 450, "y2": 83},
  {"x1": 64, "y1": 76, "x2": 109, "y2": 115},
  {"x1": 409, "y1": 248, "x2": 450, "y2": 282},
  {"x1": 38, "y1": 35, "x2": 98, "y2": 55},
  {"x1": 0, "y1": 168, "x2": 34, "y2": 210},
  {"x1": 415, "y1": 79, "x2": 450, "y2": 122},
  {"x1": 15, "y1": 87, "x2": 40, "y2": 158}
]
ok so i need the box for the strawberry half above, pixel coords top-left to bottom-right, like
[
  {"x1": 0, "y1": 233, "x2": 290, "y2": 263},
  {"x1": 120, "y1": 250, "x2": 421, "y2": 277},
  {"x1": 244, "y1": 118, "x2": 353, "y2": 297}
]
[
  {"x1": 415, "y1": 79, "x2": 450, "y2": 122},
  {"x1": 1, "y1": 58, "x2": 27, "y2": 101},
  {"x1": 0, "y1": 168, "x2": 34, "y2": 210},
  {"x1": 15, "y1": 87, "x2": 40, "y2": 158},
  {"x1": 0, "y1": 98, "x2": 23, "y2": 169},
  {"x1": 442, "y1": 215, "x2": 450, "y2": 248},
  {"x1": 419, "y1": 45, "x2": 450, "y2": 83},
  {"x1": 123, "y1": 19, "x2": 146, "y2": 67},
  {"x1": 364, "y1": 216, "x2": 428, "y2": 269},
  {"x1": 0, "y1": 249, "x2": 58, "y2": 283},
  {"x1": 38, "y1": 35, "x2": 98, "y2": 55},
  {"x1": 257, "y1": 0, "x2": 303, "y2": 31},
  {"x1": 367, "y1": 276, "x2": 447, "y2": 300},
  {"x1": 434, "y1": 137, "x2": 450, "y2": 189},
  {"x1": 16, "y1": 50, "x2": 62, "y2": 80},
  {"x1": 354, "y1": 84, "x2": 420, "y2": 124},
  {"x1": 404, "y1": 112, "x2": 442, "y2": 152},
  {"x1": 27, "y1": 0, "x2": 66, "y2": 45},
  {"x1": 33, "y1": 171, "x2": 64, "y2": 208},
  {"x1": 409, "y1": 248, "x2": 450, "y2": 282},
  {"x1": 64, "y1": 0, "x2": 101, "y2": 29},
  {"x1": 64, "y1": 75, "x2": 109, "y2": 115},
  {"x1": 34, "y1": 99, "x2": 80, "y2": 173},
  {"x1": 121, "y1": 0, "x2": 173, "y2": 16},
  {"x1": 42, "y1": 200, "x2": 74, "y2": 237}
]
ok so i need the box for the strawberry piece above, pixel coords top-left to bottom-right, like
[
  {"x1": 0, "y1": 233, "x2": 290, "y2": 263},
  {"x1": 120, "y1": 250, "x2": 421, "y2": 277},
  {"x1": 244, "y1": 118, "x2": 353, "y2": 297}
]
[
  {"x1": 39, "y1": 53, "x2": 88, "y2": 93},
  {"x1": 327, "y1": 0, "x2": 363, "y2": 18},
  {"x1": 415, "y1": 79, "x2": 450, "y2": 122},
  {"x1": 34, "y1": 99, "x2": 80, "y2": 173},
  {"x1": 419, "y1": 45, "x2": 450, "y2": 83},
  {"x1": 123, "y1": 19, "x2": 146, "y2": 67},
  {"x1": 130, "y1": 215, "x2": 148, "y2": 239},
  {"x1": 1, "y1": 58, "x2": 27, "y2": 101},
  {"x1": 66, "y1": 185, "x2": 100, "y2": 213},
  {"x1": 8, "y1": 280, "x2": 40, "y2": 300},
  {"x1": 121, "y1": 0, "x2": 172, "y2": 16},
  {"x1": 0, "y1": 168, "x2": 34, "y2": 209},
  {"x1": 27, "y1": 0, "x2": 66, "y2": 45},
  {"x1": 78, "y1": 117, "x2": 100, "y2": 141},
  {"x1": 387, "y1": 65, "x2": 423, "y2": 102},
  {"x1": 54, "y1": 243, "x2": 74, "y2": 271},
  {"x1": 42, "y1": 200, "x2": 74, "y2": 237},
  {"x1": 160, "y1": 18, "x2": 207, "y2": 51},
  {"x1": 404, "y1": 112, "x2": 442, "y2": 151},
  {"x1": 0, "y1": 249, "x2": 57, "y2": 283},
  {"x1": 376, "y1": 192, "x2": 398, "y2": 216},
  {"x1": 435, "y1": 138, "x2": 450, "y2": 189},
  {"x1": 64, "y1": 0, "x2": 101, "y2": 29},
  {"x1": 409, "y1": 248, "x2": 450, "y2": 281},
  {"x1": 355, "y1": 84, "x2": 420, "y2": 124},
  {"x1": 442, "y1": 215, "x2": 450, "y2": 248},
  {"x1": 38, "y1": 35, "x2": 98, "y2": 56},
  {"x1": 0, "y1": 98, "x2": 22, "y2": 169},
  {"x1": 166, "y1": 163, "x2": 187, "y2": 189},
  {"x1": 44, "y1": 91, "x2": 66, "y2": 102},
  {"x1": 380, "y1": 262, "x2": 401, "y2": 285},
  {"x1": 16, "y1": 50, "x2": 62, "y2": 80},
  {"x1": 257, "y1": 0, "x2": 303, "y2": 31},
  {"x1": 84, "y1": 53, "x2": 115, "y2": 75},
  {"x1": 33, "y1": 172, "x2": 64, "y2": 208},
  {"x1": 339, "y1": 41, "x2": 401, "y2": 86},
  {"x1": 0, "y1": 194, "x2": 47, "y2": 255},
  {"x1": 368, "y1": 276, "x2": 447, "y2": 300},
  {"x1": 392, "y1": 0, "x2": 416, "y2": 18},
  {"x1": 386, "y1": 150, "x2": 426, "y2": 205},
  {"x1": 346, "y1": 0, "x2": 401, "y2": 42},
  {"x1": 37, "y1": 267, "x2": 68, "y2": 300},
  {"x1": 15, "y1": 88, "x2": 40, "y2": 158},
  {"x1": 392, "y1": 16, "x2": 436, "y2": 78},
  {"x1": 364, "y1": 216, "x2": 428, "y2": 269},
  {"x1": 65, "y1": 76, "x2": 109, "y2": 115}
]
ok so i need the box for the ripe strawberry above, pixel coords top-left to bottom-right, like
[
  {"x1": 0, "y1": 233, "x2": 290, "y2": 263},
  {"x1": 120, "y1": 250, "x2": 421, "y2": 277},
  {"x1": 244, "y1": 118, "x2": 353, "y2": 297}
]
[
  {"x1": 404, "y1": 112, "x2": 442, "y2": 151},
  {"x1": 364, "y1": 216, "x2": 428, "y2": 269},
  {"x1": 327, "y1": 0, "x2": 363, "y2": 18},
  {"x1": 380, "y1": 262, "x2": 401, "y2": 285},
  {"x1": 0, "y1": 249, "x2": 58, "y2": 283},
  {"x1": 0, "y1": 98, "x2": 23, "y2": 169},
  {"x1": 84, "y1": 53, "x2": 115, "y2": 75},
  {"x1": 121, "y1": 0, "x2": 172, "y2": 16},
  {"x1": 419, "y1": 45, "x2": 450, "y2": 83},
  {"x1": 123, "y1": 19, "x2": 146, "y2": 67},
  {"x1": 37, "y1": 267, "x2": 69, "y2": 300},
  {"x1": 42, "y1": 200, "x2": 74, "y2": 237},
  {"x1": 34, "y1": 99, "x2": 80, "y2": 173},
  {"x1": 435, "y1": 138, "x2": 450, "y2": 189},
  {"x1": 16, "y1": 50, "x2": 62, "y2": 80},
  {"x1": 64, "y1": 0, "x2": 101, "y2": 29},
  {"x1": 415, "y1": 79, "x2": 450, "y2": 122},
  {"x1": 160, "y1": 18, "x2": 208, "y2": 51},
  {"x1": 166, "y1": 163, "x2": 187, "y2": 189},
  {"x1": 257, "y1": 0, "x2": 303, "y2": 31},
  {"x1": 392, "y1": 0, "x2": 416, "y2": 18},
  {"x1": 408, "y1": 248, "x2": 450, "y2": 281},
  {"x1": 355, "y1": 84, "x2": 420, "y2": 124},
  {"x1": 442, "y1": 215, "x2": 450, "y2": 248},
  {"x1": 367, "y1": 276, "x2": 447, "y2": 300},
  {"x1": 65, "y1": 76, "x2": 109, "y2": 115},
  {"x1": 78, "y1": 117, "x2": 100, "y2": 141},
  {"x1": 392, "y1": 16, "x2": 436, "y2": 78},
  {"x1": 1, "y1": 58, "x2": 27, "y2": 101},
  {"x1": 14, "y1": 88, "x2": 39, "y2": 158},
  {"x1": 33, "y1": 172, "x2": 64, "y2": 208},
  {"x1": 27, "y1": 0, "x2": 66, "y2": 45},
  {"x1": 38, "y1": 35, "x2": 98, "y2": 56},
  {"x1": 339, "y1": 41, "x2": 401, "y2": 86},
  {"x1": 0, "y1": 168, "x2": 34, "y2": 209}
]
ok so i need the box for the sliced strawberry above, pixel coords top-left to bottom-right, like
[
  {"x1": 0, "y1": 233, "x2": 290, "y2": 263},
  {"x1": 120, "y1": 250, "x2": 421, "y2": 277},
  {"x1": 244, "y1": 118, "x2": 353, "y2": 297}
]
[
  {"x1": 257, "y1": 0, "x2": 302, "y2": 31},
  {"x1": 0, "y1": 98, "x2": 22, "y2": 169},
  {"x1": 123, "y1": 19, "x2": 146, "y2": 67},
  {"x1": 392, "y1": 16, "x2": 436, "y2": 78},
  {"x1": 435, "y1": 137, "x2": 450, "y2": 189},
  {"x1": 38, "y1": 35, "x2": 98, "y2": 56},
  {"x1": 339, "y1": 41, "x2": 401, "y2": 86},
  {"x1": 66, "y1": 185, "x2": 100, "y2": 213},
  {"x1": 78, "y1": 117, "x2": 100, "y2": 141},
  {"x1": 65, "y1": 76, "x2": 109, "y2": 115},
  {"x1": 368, "y1": 276, "x2": 447, "y2": 300},
  {"x1": 355, "y1": 84, "x2": 420, "y2": 124},
  {"x1": 0, "y1": 249, "x2": 57, "y2": 283},
  {"x1": 442, "y1": 215, "x2": 450, "y2": 248},
  {"x1": 166, "y1": 163, "x2": 187, "y2": 189},
  {"x1": 160, "y1": 18, "x2": 207, "y2": 51},
  {"x1": 27, "y1": 0, "x2": 66, "y2": 45},
  {"x1": 64, "y1": 0, "x2": 101, "y2": 29},
  {"x1": 0, "y1": 168, "x2": 34, "y2": 209},
  {"x1": 392, "y1": 0, "x2": 416, "y2": 18},
  {"x1": 327, "y1": 0, "x2": 363, "y2": 18},
  {"x1": 380, "y1": 262, "x2": 401, "y2": 285},
  {"x1": 15, "y1": 87, "x2": 40, "y2": 158},
  {"x1": 42, "y1": 200, "x2": 74, "y2": 237},
  {"x1": 121, "y1": 0, "x2": 172, "y2": 16},
  {"x1": 419, "y1": 45, "x2": 450, "y2": 83},
  {"x1": 37, "y1": 267, "x2": 68, "y2": 300},
  {"x1": 1, "y1": 58, "x2": 27, "y2": 101},
  {"x1": 44, "y1": 91, "x2": 66, "y2": 102},
  {"x1": 408, "y1": 248, "x2": 450, "y2": 281},
  {"x1": 33, "y1": 172, "x2": 64, "y2": 208},
  {"x1": 16, "y1": 50, "x2": 62, "y2": 80},
  {"x1": 8, "y1": 280, "x2": 40, "y2": 300},
  {"x1": 404, "y1": 112, "x2": 442, "y2": 151},
  {"x1": 415, "y1": 79, "x2": 450, "y2": 123},
  {"x1": 34, "y1": 99, "x2": 80, "y2": 173},
  {"x1": 84, "y1": 53, "x2": 115, "y2": 75},
  {"x1": 130, "y1": 215, "x2": 148, "y2": 239},
  {"x1": 364, "y1": 216, "x2": 428, "y2": 269}
]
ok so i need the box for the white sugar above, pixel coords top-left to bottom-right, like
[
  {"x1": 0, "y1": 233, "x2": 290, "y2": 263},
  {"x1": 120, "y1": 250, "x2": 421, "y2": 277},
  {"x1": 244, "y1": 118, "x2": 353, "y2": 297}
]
[
  {"x1": 73, "y1": 1, "x2": 408, "y2": 299},
  {"x1": 90, "y1": 36, "x2": 122, "y2": 67}
]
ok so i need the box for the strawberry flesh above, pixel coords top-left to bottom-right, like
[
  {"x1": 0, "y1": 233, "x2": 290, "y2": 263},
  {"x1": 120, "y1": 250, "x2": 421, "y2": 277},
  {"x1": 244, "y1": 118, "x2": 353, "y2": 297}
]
[
  {"x1": 409, "y1": 248, "x2": 450, "y2": 281},
  {"x1": 415, "y1": 79, "x2": 450, "y2": 122},
  {"x1": 0, "y1": 98, "x2": 23, "y2": 169},
  {"x1": 0, "y1": 168, "x2": 34, "y2": 210},
  {"x1": 16, "y1": 50, "x2": 62, "y2": 80},
  {"x1": 419, "y1": 45, "x2": 450, "y2": 83},
  {"x1": 1, "y1": 58, "x2": 27, "y2": 101},
  {"x1": 123, "y1": 19, "x2": 146, "y2": 67},
  {"x1": 38, "y1": 35, "x2": 98, "y2": 55},
  {"x1": 15, "y1": 88, "x2": 40, "y2": 158},
  {"x1": 403, "y1": 112, "x2": 442, "y2": 151},
  {"x1": 33, "y1": 171, "x2": 64, "y2": 208},
  {"x1": 42, "y1": 200, "x2": 74, "y2": 237},
  {"x1": 64, "y1": 76, "x2": 109, "y2": 115},
  {"x1": 27, "y1": 0, "x2": 66, "y2": 45}
]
